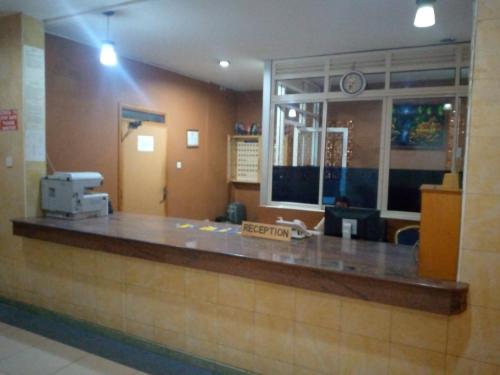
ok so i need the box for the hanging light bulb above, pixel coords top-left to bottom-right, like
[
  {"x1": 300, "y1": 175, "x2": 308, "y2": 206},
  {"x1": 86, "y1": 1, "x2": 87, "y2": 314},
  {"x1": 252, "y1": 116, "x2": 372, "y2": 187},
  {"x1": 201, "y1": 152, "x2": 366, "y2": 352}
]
[
  {"x1": 414, "y1": 0, "x2": 436, "y2": 28},
  {"x1": 100, "y1": 41, "x2": 117, "y2": 66},
  {"x1": 288, "y1": 108, "x2": 297, "y2": 118},
  {"x1": 100, "y1": 11, "x2": 117, "y2": 66}
]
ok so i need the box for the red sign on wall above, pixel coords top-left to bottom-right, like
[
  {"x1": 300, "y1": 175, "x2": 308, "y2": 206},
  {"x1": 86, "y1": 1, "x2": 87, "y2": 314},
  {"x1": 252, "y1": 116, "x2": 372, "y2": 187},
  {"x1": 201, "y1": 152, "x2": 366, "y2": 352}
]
[{"x1": 0, "y1": 109, "x2": 18, "y2": 131}]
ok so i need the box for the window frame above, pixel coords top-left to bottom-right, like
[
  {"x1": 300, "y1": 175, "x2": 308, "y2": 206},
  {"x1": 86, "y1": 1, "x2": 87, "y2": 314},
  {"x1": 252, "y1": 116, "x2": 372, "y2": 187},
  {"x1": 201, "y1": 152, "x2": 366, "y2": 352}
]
[{"x1": 261, "y1": 44, "x2": 470, "y2": 220}]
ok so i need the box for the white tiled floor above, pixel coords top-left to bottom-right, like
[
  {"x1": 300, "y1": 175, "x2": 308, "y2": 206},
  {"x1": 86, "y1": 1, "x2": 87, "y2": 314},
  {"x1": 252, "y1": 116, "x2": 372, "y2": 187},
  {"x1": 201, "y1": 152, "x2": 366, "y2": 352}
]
[{"x1": 0, "y1": 323, "x2": 147, "y2": 375}]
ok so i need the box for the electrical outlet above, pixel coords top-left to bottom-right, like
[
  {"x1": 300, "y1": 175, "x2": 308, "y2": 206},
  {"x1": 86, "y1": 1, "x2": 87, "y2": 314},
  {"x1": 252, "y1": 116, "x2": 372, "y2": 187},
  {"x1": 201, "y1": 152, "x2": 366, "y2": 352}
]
[{"x1": 176, "y1": 161, "x2": 182, "y2": 169}]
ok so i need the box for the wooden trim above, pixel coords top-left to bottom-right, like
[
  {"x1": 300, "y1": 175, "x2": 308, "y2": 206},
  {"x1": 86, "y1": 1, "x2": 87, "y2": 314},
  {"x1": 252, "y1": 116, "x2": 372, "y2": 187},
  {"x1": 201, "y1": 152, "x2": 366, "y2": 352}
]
[{"x1": 12, "y1": 219, "x2": 467, "y2": 315}]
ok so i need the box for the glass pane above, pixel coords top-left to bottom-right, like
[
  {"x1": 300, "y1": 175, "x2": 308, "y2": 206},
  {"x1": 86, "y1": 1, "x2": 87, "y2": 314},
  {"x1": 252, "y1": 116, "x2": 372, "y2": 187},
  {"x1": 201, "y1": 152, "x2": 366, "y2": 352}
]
[
  {"x1": 388, "y1": 98, "x2": 455, "y2": 212},
  {"x1": 329, "y1": 73, "x2": 385, "y2": 92},
  {"x1": 329, "y1": 75, "x2": 342, "y2": 92},
  {"x1": 275, "y1": 77, "x2": 324, "y2": 95},
  {"x1": 323, "y1": 100, "x2": 382, "y2": 208},
  {"x1": 365, "y1": 73, "x2": 385, "y2": 90},
  {"x1": 390, "y1": 68, "x2": 455, "y2": 89},
  {"x1": 272, "y1": 102, "x2": 323, "y2": 204},
  {"x1": 460, "y1": 67, "x2": 469, "y2": 86}
]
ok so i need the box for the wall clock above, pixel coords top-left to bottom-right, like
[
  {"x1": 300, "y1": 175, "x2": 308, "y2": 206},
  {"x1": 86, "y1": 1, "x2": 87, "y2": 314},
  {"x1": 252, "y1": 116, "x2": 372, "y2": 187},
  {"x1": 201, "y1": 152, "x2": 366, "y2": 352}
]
[{"x1": 340, "y1": 71, "x2": 366, "y2": 96}]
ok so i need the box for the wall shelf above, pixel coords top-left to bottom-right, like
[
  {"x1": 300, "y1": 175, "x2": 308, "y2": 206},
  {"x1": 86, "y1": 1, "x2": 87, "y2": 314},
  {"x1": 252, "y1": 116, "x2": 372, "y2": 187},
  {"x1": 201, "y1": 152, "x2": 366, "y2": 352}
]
[{"x1": 227, "y1": 135, "x2": 261, "y2": 183}]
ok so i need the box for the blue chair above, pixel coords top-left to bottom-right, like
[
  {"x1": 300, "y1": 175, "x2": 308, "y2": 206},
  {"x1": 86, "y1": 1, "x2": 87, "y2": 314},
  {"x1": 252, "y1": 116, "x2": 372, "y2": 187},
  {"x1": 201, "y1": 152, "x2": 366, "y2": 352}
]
[{"x1": 394, "y1": 225, "x2": 420, "y2": 246}]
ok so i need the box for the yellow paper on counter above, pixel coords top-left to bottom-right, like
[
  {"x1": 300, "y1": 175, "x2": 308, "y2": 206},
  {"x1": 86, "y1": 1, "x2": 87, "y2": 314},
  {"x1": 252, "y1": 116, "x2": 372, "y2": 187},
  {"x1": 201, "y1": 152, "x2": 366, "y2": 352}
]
[
  {"x1": 199, "y1": 226, "x2": 218, "y2": 232},
  {"x1": 218, "y1": 228, "x2": 231, "y2": 233},
  {"x1": 178, "y1": 223, "x2": 194, "y2": 229}
]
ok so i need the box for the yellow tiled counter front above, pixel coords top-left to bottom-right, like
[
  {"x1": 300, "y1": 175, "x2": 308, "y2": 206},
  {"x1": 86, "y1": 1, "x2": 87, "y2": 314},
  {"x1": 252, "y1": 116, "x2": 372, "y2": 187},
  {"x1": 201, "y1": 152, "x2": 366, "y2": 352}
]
[{"x1": 0, "y1": 239, "x2": 498, "y2": 374}]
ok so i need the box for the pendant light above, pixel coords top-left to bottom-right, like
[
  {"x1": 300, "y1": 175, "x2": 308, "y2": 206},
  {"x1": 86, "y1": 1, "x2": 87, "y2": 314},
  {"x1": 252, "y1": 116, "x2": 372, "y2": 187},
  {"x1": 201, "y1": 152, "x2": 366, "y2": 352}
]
[
  {"x1": 100, "y1": 11, "x2": 117, "y2": 66},
  {"x1": 414, "y1": 0, "x2": 436, "y2": 28}
]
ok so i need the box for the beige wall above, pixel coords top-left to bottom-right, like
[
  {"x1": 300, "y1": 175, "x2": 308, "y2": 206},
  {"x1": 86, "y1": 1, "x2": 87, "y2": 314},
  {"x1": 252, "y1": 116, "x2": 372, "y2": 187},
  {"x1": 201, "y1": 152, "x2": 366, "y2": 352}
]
[
  {"x1": 0, "y1": 14, "x2": 45, "y2": 273},
  {"x1": 452, "y1": 0, "x2": 500, "y2": 368},
  {"x1": 230, "y1": 91, "x2": 262, "y2": 221},
  {"x1": 1, "y1": 3, "x2": 500, "y2": 374},
  {"x1": 46, "y1": 35, "x2": 235, "y2": 220}
]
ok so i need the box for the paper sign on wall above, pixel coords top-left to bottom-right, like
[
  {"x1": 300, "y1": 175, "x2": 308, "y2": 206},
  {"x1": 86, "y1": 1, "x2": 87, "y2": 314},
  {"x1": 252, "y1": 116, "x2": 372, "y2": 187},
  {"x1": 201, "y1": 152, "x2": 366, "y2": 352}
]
[
  {"x1": 23, "y1": 46, "x2": 45, "y2": 131},
  {"x1": 0, "y1": 109, "x2": 18, "y2": 131},
  {"x1": 138, "y1": 135, "x2": 154, "y2": 152},
  {"x1": 23, "y1": 46, "x2": 46, "y2": 161},
  {"x1": 25, "y1": 129, "x2": 46, "y2": 162}
]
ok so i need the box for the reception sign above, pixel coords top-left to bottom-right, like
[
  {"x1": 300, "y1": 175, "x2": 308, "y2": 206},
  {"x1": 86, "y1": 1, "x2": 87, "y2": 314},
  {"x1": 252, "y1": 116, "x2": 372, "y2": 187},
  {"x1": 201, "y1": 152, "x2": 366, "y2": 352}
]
[{"x1": 241, "y1": 221, "x2": 292, "y2": 242}]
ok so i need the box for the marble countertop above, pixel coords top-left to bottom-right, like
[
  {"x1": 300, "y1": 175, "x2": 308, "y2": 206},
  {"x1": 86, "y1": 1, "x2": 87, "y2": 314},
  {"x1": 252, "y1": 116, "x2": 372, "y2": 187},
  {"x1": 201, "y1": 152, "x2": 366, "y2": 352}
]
[{"x1": 12, "y1": 212, "x2": 468, "y2": 314}]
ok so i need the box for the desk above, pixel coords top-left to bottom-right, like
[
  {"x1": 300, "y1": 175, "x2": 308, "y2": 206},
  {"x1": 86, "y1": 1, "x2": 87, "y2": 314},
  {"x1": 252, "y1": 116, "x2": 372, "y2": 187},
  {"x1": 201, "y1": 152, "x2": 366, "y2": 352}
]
[{"x1": 12, "y1": 212, "x2": 467, "y2": 315}]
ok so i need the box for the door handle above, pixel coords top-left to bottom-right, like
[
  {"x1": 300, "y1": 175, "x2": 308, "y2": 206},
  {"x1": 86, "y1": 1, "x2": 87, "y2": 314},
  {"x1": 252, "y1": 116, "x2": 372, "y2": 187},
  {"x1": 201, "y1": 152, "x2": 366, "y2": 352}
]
[{"x1": 160, "y1": 187, "x2": 167, "y2": 203}]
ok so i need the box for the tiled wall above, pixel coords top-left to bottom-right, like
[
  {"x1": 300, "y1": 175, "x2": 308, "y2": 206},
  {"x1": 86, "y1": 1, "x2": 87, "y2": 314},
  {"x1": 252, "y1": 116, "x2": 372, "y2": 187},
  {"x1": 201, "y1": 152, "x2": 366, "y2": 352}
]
[
  {"x1": 0, "y1": 13, "x2": 46, "y2": 291},
  {"x1": 1, "y1": 2, "x2": 500, "y2": 374},
  {"x1": 0, "y1": 239, "x2": 497, "y2": 375},
  {"x1": 451, "y1": 0, "x2": 500, "y2": 373}
]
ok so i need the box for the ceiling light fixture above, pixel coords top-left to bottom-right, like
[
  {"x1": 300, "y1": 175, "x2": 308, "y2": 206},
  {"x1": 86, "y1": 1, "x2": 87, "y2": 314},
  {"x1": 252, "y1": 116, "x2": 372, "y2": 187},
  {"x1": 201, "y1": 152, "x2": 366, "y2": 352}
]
[
  {"x1": 414, "y1": 0, "x2": 436, "y2": 28},
  {"x1": 219, "y1": 60, "x2": 230, "y2": 68},
  {"x1": 288, "y1": 108, "x2": 297, "y2": 118},
  {"x1": 100, "y1": 11, "x2": 117, "y2": 66},
  {"x1": 443, "y1": 103, "x2": 452, "y2": 111}
]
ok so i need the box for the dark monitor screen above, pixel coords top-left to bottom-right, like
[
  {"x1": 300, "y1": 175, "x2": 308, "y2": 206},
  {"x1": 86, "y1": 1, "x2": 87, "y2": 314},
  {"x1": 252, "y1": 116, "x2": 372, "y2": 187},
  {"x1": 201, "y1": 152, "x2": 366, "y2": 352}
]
[{"x1": 324, "y1": 206, "x2": 381, "y2": 241}]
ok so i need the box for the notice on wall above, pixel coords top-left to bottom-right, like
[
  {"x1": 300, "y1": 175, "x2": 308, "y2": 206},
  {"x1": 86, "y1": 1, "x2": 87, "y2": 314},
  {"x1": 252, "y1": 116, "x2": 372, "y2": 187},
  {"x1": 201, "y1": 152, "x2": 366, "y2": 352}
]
[
  {"x1": 23, "y1": 46, "x2": 45, "y2": 131},
  {"x1": 25, "y1": 129, "x2": 46, "y2": 162},
  {"x1": 137, "y1": 135, "x2": 154, "y2": 152},
  {"x1": 23, "y1": 46, "x2": 45, "y2": 161},
  {"x1": 0, "y1": 109, "x2": 18, "y2": 131}
]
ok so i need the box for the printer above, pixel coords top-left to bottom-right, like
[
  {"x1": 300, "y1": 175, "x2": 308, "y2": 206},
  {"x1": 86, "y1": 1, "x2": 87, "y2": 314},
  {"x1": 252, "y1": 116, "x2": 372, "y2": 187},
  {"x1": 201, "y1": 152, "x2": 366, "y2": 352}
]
[{"x1": 41, "y1": 172, "x2": 109, "y2": 220}]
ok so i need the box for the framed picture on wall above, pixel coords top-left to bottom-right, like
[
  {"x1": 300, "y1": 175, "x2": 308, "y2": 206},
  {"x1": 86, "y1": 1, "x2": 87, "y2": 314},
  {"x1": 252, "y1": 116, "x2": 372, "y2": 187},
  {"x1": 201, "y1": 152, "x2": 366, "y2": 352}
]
[
  {"x1": 187, "y1": 129, "x2": 199, "y2": 148},
  {"x1": 391, "y1": 102, "x2": 447, "y2": 149}
]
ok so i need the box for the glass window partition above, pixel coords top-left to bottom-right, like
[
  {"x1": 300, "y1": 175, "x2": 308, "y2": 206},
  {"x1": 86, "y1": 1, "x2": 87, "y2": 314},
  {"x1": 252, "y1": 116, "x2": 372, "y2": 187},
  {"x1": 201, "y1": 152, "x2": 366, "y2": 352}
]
[
  {"x1": 390, "y1": 68, "x2": 455, "y2": 89},
  {"x1": 323, "y1": 100, "x2": 382, "y2": 208},
  {"x1": 460, "y1": 67, "x2": 470, "y2": 86},
  {"x1": 275, "y1": 77, "x2": 324, "y2": 95},
  {"x1": 364, "y1": 73, "x2": 386, "y2": 90},
  {"x1": 272, "y1": 102, "x2": 324, "y2": 204},
  {"x1": 388, "y1": 97, "x2": 455, "y2": 212},
  {"x1": 329, "y1": 73, "x2": 385, "y2": 92}
]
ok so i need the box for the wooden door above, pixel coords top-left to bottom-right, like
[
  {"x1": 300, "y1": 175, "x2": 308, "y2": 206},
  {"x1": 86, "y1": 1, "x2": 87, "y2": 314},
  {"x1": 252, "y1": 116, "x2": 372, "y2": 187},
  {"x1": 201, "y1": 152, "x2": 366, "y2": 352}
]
[{"x1": 119, "y1": 119, "x2": 167, "y2": 216}]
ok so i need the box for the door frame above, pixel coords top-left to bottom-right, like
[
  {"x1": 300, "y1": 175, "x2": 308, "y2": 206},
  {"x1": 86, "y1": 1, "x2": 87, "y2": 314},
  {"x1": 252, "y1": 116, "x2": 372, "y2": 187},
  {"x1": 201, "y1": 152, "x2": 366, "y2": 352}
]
[{"x1": 117, "y1": 103, "x2": 167, "y2": 213}]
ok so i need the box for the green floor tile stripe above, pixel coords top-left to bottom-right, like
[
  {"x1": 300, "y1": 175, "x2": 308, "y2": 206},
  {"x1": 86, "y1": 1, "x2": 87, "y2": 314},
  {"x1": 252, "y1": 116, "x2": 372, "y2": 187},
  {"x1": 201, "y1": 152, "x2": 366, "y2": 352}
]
[{"x1": 0, "y1": 296, "x2": 252, "y2": 375}]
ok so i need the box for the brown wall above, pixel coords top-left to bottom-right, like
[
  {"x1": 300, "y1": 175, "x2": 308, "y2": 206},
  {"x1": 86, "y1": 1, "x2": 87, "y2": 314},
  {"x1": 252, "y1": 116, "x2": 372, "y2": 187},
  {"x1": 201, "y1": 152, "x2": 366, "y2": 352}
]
[
  {"x1": 327, "y1": 100, "x2": 382, "y2": 169},
  {"x1": 229, "y1": 91, "x2": 263, "y2": 221},
  {"x1": 46, "y1": 35, "x2": 235, "y2": 220},
  {"x1": 327, "y1": 100, "x2": 448, "y2": 171}
]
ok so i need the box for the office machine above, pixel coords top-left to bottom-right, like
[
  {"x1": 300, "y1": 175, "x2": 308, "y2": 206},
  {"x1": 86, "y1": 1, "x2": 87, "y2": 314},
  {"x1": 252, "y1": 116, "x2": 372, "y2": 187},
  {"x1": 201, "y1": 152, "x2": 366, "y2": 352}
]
[
  {"x1": 324, "y1": 206, "x2": 381, "y2": 241},
  {"x1": 41, "y1": 172, "x2": 109, "y2": 220}
]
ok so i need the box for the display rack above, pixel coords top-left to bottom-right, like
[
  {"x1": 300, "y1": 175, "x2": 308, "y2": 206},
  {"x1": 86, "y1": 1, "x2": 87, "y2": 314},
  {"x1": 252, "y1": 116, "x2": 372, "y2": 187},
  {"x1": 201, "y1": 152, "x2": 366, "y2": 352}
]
[{"x1": 227, "y1": 135, "x2": 261, "y2": 183}]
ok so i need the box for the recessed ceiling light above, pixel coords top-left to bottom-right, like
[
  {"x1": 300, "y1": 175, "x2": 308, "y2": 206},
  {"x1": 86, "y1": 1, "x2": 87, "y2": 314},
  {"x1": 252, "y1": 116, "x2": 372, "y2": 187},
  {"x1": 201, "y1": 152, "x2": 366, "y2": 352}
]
[
  {"x1": 414, "y1": 0, "x2": 436, "y2": 28},
  {"x1": 219, "y1": 60, "x2": 230, "y2": 68},
  {"x1": 288, "y1": 108, "x2": 297, "y2": 118}
]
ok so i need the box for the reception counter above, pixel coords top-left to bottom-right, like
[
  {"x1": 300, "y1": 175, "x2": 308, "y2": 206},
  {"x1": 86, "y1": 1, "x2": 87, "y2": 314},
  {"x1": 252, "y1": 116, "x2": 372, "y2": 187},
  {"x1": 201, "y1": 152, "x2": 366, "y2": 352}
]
[
  {"x1": 9, "y1": 212, "x2": 470, "y2": 374},
  {"x1": 12, "y1": 213, "x2": 467, "y2": 315}
]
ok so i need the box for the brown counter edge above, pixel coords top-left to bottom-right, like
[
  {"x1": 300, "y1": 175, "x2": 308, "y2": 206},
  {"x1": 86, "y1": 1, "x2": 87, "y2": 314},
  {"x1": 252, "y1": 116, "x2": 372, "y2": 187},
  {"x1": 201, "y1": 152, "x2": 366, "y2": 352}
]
[{"x1": 12, "y1": 220, "x2": 468, "y2": 315}]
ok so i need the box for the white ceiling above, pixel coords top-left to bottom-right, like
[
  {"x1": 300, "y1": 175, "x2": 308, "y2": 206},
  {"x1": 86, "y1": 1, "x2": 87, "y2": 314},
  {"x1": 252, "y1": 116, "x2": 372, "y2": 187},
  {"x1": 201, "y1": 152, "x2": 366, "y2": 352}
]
[{"x1": 0, "y1": 0, "x2": 473, "y2": 91}]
